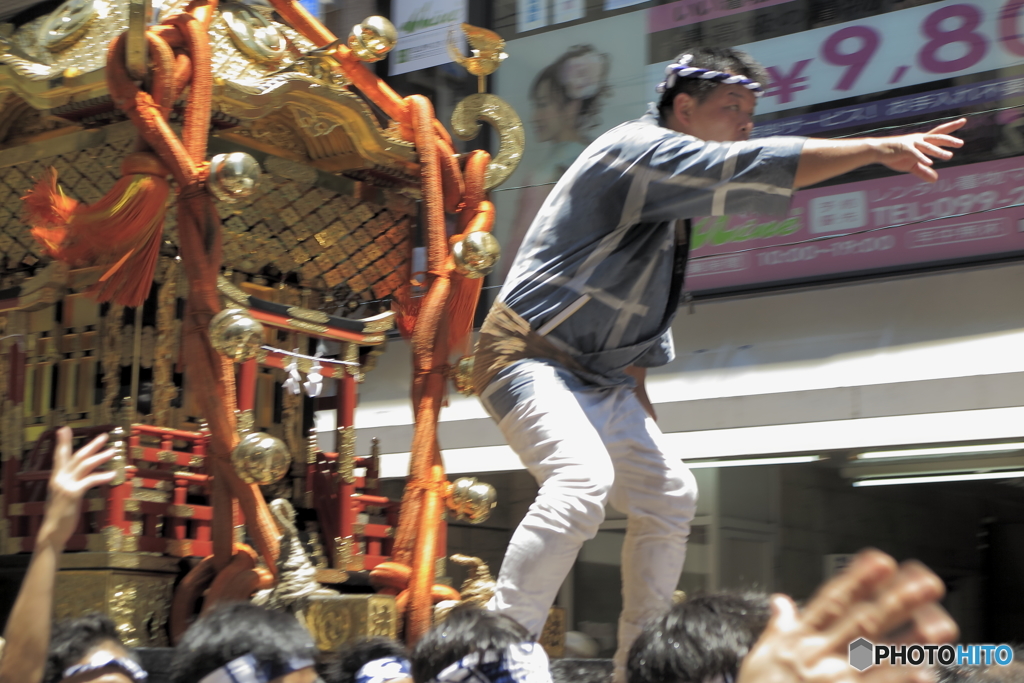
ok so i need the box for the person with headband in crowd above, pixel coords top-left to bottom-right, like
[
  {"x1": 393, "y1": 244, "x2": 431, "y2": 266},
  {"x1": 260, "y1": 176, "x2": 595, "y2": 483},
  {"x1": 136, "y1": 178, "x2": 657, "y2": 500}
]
[
  {"x1": 326, "y1": 636, "x2": 411, "y2": 683},
  {"x1": 45, "y1": 614, "x2": 147, "y2": 683},
  {"x1": 472, "y1": 46, "x2": 966, "y2": 683},
  {"x1": 169, "y1": 603, "x2": 321, "y2": 683},
  {"x1": 410, "y1": 606, "x2": 552, "y2": 683}
]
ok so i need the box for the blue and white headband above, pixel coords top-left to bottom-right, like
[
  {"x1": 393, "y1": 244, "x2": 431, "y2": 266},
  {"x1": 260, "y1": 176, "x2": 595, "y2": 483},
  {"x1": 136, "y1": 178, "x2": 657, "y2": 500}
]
[
  {"x1": 197, "y1": 654, "x2": 319, "y2": 683},
  {"x1": 63, "y1": 650, "x2": 148, "y2": 683},
  {"x1": 355, "y1": 655, "x2": 412, "y2": 683},
  {"x1": 656, "y1": 54, "x2": 763, "y2": 97},
  {"x1": 431, "y1": 642, "x2": 552, "y2": 683}
]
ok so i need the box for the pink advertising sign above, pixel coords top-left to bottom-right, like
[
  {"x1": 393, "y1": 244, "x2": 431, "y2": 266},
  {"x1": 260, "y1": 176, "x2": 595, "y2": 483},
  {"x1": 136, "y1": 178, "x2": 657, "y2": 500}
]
[
  {"x1": 686, "y1": 158, "x2": 1024, "y2": 293},
  {"x1": 733, "y1": 0, "x2": 1024, "y2": 114},
  {"x1": 647, "y1": 0, "x2": 794, "y2": 32}
]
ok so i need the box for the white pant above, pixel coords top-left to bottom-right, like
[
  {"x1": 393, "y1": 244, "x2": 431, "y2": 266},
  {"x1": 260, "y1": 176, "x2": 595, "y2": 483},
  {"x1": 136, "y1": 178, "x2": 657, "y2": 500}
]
[{"x1": 480, "y1": 360, "x2": 698, "y2": 682}]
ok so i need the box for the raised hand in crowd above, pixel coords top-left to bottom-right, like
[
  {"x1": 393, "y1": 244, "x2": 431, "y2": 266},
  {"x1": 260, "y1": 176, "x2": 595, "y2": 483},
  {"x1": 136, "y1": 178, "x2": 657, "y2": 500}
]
[
  {"x1": 0, "y1": 428, "x2": 117, "y2": 683},
  {"x1": 736, "y1": 549, "x2": 958, "y2": 683}
]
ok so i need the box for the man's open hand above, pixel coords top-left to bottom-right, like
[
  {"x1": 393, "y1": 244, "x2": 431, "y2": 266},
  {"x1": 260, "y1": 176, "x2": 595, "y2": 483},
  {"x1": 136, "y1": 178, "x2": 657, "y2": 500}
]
[
  {"x1": 41, "y1": 427, "x2": 118, "y2": 548},
  {"x1": 873, "y1": 118, "x2": 966, "y2": 183},
  {"x1": 737, "y1": 549, "x2": 958, "y2": 683}
]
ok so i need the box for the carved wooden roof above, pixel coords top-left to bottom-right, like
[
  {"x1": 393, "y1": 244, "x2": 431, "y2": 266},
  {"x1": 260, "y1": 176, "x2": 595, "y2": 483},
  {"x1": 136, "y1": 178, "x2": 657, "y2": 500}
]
[
  {"x1": 0, "y1": 0, "x2": 423, "y2": 308},
  {"x1": 0, "y1": 0, "x2": 418, "y2": 186}
]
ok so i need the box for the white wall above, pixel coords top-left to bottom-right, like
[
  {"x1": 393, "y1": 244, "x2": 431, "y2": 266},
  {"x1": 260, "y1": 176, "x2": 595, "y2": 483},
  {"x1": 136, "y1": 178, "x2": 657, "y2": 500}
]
[{"x1": 351, "y1": 261, "x2": 1024, "y2": 471}]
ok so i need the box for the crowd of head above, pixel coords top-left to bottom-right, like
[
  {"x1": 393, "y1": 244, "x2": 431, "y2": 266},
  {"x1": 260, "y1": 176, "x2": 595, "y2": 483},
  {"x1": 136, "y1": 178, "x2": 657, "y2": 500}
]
[
  {"x1": 8, "y1": 554, "x2": 1023, "y2": 683},
  {"x1": 0, "y1": 431, "x2": 1018, "y2": 683},
  {"x1": 9, "y1": 577, "x2": 1024, "y2": 683}
]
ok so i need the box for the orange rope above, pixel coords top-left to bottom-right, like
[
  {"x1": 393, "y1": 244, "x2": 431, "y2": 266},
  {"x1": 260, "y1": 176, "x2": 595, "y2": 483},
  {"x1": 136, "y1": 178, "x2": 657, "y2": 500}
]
[
  {"x1": 387, "y1": 99, "x2": 496, "y2": 641},
  {"x1": 107, "y1": 1, "x2": 284, "y2": 620},
  {"x1": 225, "y1": 1, "x2": 500, "y2": 642}
]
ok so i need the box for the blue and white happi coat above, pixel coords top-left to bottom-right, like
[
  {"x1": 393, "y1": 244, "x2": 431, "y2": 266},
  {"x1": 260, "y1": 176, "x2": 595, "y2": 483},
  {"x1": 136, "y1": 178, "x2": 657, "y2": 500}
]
[{"x1": 492, "y1": 105, "x2": 805, "y2": 387}]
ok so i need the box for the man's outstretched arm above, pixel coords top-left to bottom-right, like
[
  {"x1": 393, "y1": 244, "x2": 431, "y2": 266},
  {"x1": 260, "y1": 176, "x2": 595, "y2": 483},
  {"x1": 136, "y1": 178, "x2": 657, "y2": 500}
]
[{"x1": 794, "y1": 118, "x2": 966, "y2": 189}]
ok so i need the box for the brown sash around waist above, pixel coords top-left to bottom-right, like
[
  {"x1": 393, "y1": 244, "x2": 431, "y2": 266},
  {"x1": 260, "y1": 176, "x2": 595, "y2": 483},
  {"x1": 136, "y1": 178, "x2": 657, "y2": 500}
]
[{"x1": 471, "y1": 301, "x2": 592, "y2": 395}]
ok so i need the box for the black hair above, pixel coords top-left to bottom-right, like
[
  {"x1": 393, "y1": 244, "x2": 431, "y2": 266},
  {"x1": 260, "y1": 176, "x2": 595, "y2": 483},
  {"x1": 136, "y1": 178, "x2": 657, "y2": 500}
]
[
  {"x1": 410, "y1": 606, "x2": 530, "y2": 683},
  {"x1": 657, "y1": 47, "x2": 768, "y2": 118},
  {"x1": 44, "y1": 613, "x2": 135, "y2": 683},
  {"x1": 169, "y1": 602, "x2": 317, "y2": 683},
  {"x1": 627, "y1": 591, "x2": 771, "y2": 683},
  {"x1": 326, "y1": 636, "x2": 409, "y2": 683},
  {"x1": 530, "y1": 44, "x2": 611, "y2": 134},
  {"x1": 938, "y1": 648, "x2": 1024, "y2": 683}
]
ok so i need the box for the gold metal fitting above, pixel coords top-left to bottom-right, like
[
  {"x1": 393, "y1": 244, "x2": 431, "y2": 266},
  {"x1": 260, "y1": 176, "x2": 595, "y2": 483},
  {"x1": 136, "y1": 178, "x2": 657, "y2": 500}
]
[
  {"x1": 220, "y1": 2, "x2": 288, "y2": 64},
  {"x1": 38, "y1": 0, "x2": 97, "y2": 52},
  {"x1": 207, "y1": 152, "x2": 261, "y2": 203},
  {"x1": 447, "y1": 477, "x2": 497, "y2": 524},
  {"x1": 452, "y1": 356, "x2": 475, "y2": 396},
  {"x1": 230, "y1": 431, "x2": 290, "y2": 485},
  {"x1": 452, "y1": 232, "x2": 500, "y2": 279},
  {"x1": 347, "y1": 16, "x2": 397, "y2": 63},
  {"x1": 209, "y1": 308, "x2": 264, "y2": 363}
]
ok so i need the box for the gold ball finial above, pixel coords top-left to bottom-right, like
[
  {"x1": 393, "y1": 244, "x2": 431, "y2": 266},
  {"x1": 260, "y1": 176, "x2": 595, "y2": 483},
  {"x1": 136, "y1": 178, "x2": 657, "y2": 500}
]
[
  {"x1": 452, "y1": 232, "x2": 500, "y2": 279},
  {"x1": 209, "y1": 308, "x2": 264, "y2": 362},
  {"x1": 207, "y1": 152, "x2": 261, "y2": 203},
  {"x1": 231, "y1": 431, "x2": 290, "y2": 485},
  {"x1": 448, "y1": 477, "x2": 497, "y2": 524},
  {"x1": 348, "y1": 16, "x2": 397, "y2": 63}
]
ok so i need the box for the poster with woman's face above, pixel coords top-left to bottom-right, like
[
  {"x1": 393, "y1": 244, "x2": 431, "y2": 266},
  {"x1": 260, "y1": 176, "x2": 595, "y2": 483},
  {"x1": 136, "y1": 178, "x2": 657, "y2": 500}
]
[{"x1": 490, "y1": 11, "x2": 649, "y2": 287}]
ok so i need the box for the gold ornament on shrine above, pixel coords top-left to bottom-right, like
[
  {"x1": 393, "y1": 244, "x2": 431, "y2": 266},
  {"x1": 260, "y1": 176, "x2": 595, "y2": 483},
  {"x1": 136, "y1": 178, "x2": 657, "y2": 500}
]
[
  {"x1": 38, "y1": 0, "x2": 97, "y2": 52},
  {"x1": 446, "y1": 23, "x2": 524, "y2": 193},
  {"x1": 447, "y1": 24, "x2": 507, "y2": 92},
  {"x1": 447, "y1": 477, "x2": 497, "y2": 524},
  {"x1": 451, "y1": 356, "x2": 475, "y2": 396},
  {"x1": 209, "y1": 308, "x2": 264, "y2": 362},
  {"x1": 452, "y1": 231, "x2": 500, "y2": 279},
  {"x1": 231, "y1": 431, "x2": 291, "y2": 485},
  {"x1": 220, "y1": 2, "x2": 288, "y2": 64},
  {"x1": 348, "y1": 16, "x2": 398, "y2": 63},
  {"x1": 207, "y1": 152, "x2": 261, "y2": 203}
]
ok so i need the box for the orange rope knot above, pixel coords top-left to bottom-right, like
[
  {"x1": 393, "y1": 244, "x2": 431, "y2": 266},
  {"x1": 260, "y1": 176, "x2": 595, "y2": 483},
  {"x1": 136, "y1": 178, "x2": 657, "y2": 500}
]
[
  {"x1": 24, "y1": 153, "x2": 172, "y2": 307},
  {"x1": 24, "y1": 25, "x2": 185, "y2": 308}
]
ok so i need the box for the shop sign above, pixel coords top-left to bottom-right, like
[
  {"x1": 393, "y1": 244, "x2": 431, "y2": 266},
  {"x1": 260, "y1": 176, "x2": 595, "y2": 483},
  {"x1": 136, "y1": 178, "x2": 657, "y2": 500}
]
[
  {"x1": 686, "y1": 157, "x2": 1024, "y2": 294},
  {"x1": 553, "y1": 0, "x2": 586, "y2": 24},
  {"x1": 518, "y1": 0, "x2": 548, "y2": 32},
  {"x1": 390, "y1": 0, "x2": 466, "y2": 75}
]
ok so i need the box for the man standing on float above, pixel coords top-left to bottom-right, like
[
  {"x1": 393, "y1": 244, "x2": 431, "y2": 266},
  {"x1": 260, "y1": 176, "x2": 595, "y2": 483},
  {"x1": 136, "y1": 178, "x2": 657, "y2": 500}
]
[{"x1": 472, "y1": 46, "x2": 965, "y2": 681}]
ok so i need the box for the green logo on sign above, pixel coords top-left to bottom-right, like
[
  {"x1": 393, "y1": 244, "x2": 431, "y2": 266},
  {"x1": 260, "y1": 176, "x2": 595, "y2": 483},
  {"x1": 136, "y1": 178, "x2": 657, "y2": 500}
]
[
  {"x1": 401, "y1": 3, "x2": 460, "y2": 34},
  {"x1": 691, "y1": 216, "x2": 802, "y2": 250}
]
